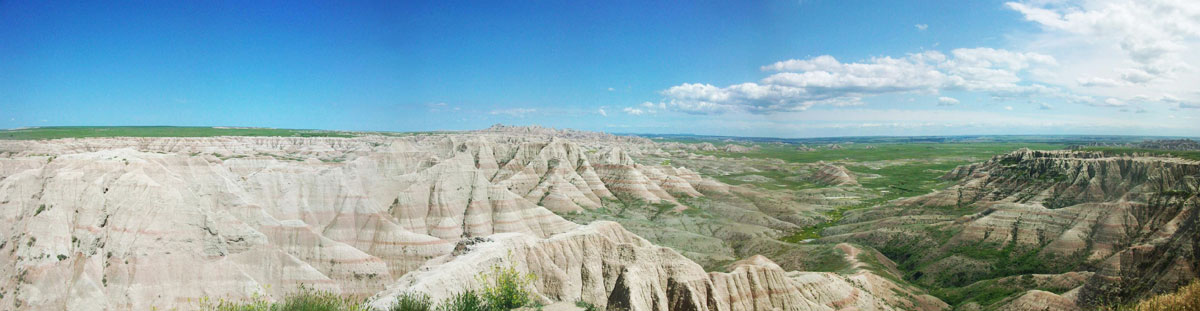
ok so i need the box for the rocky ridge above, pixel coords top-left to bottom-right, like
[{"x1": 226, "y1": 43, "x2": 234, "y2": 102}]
[
  {"x1": 829, "y1": 149, "x2": 1199, "y2": 308},
  {"x1": 0, "y1": 129, "x2": 922, "y2": 310}
]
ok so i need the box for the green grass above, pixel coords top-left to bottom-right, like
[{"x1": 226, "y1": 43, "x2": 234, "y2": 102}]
[
  {"x1": 574, "y1": 300, "x2": 598, "y2": 311},
  {"x1": 949, "y1": 242, "x2": 1070, "y2": 280},
  {"x1": 205, "y1": 286, "x2": 365, "y2": 311},
  {"x1": 931, "y1": 278, "x2": 1025, "y2": 307},
  {"x1": 702, "y1": 142, "x2": 1068, "y2": 164},
  {"x1": 711, "y1": 142, "x2": 1066, "y2": 199},
  {"x1": 437, "y1": 290, "x2": 483, "y2": 311},
  {"x1": 713, "y1": 170, "x2": 820, "y2": 191},
  {"x1": 855, "y1": 249, "x2": 910, "y2": 286},
  {"x1": 780, "y1": 198, "x2": 884, "y2": 242},
  {"x1": 770, "y1": 142, "x2": 1067, "y2": 242},
  {"x1": 0, "y1": 126, "x2": 355, "y2": 140},
  {"x1": 931, "y1": 273, "x2": 1083, "y2": 307},
  {"x1": 850, "y1": 162, "x2": 960, "y2": 199},
  {"x1": 392, "y1": 292, "x2": 433, "y2": 311},
  {"x1": 205, "y1": 260, "x2": 537, "y2": 311},
  {"x1": 768, "y1": 244, "x2": 853, "y2": 273}
]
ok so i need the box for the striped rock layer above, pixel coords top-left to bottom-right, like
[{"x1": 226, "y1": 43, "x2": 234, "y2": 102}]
[
  {"x1": 0, "y1": 133, "x2": 767, "y2": 310},
  {"x1": 910, "y1": 149, "x2": 1200, "y2": 307}
]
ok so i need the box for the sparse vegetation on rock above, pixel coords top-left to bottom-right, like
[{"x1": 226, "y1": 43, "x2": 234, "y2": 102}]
[{"x1": 6, "y1": 126, "x2": 1197, "y2": 311}]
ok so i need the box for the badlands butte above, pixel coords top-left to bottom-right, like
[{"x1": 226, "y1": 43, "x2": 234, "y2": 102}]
[{"x1": 0, "y1": 125, "x2": 1197, "y2": 311}]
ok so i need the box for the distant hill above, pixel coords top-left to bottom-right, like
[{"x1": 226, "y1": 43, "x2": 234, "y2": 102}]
[{"x1": 0, "y1": 126, "x2": 357, "y2": 140}]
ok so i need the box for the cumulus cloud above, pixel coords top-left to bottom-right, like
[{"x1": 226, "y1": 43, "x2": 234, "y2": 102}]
[
  {"x1": 937, "y1": 96, "x2": 960, "y2": 106},
  {"x1": 637, "y1": 0, "x2": 1198, "y2": 120},
  {"x1": 1077, "y1": 77, "x2": 1122, "y2": 87},
  {"x1": 597, "y1": 107, "x2": 607, "y2": 116},
  {"x1": 1006, "y1": 0, "x2": 1200, "y2": 84},
  {"x1": 656, "y1": 48, "x2": 1068, "y2": 114},
  {"x1": 1004, "y1": 106, "x2": 1014, "y2": 111},
  {"x1": 1163, "y1": 94, "x2": 1200, "y2": 108},
  {"x1": 1092, "y1": 98, "x2": 1128, "y2": 107}
]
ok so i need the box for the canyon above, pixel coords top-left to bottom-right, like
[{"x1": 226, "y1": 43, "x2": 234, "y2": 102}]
[{"x1": 0, "y1": 126, "x2": 1195, "y2": 310}]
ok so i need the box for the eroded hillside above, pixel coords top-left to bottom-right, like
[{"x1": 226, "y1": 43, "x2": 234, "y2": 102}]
[
  {"x1": 2, "y1": 127, "x2": 1193, "y2": 311},
  {"x1": 820, "y1": 149, "x2": 1200, "y2": 309},
  {"x1": 0, "y1": 127, "x2": 938, "y2": 310}
]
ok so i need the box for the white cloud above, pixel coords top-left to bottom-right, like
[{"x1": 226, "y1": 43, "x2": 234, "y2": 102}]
[
  {"x1": 941, "y1": 48, "x2": 1058, "y2": 93},
  {"x1": 620, "y1": 102, "x2": 667, "y2": 115},
  {"x1": 937, "y1": 96, "x2": 960, "y2": 106},
  {"x1": 488, "y1": 108, "x2": 537, "y2": 117},
  {"x1": 1077, "y1": 77, "x2": 1122, "y2": 87},
  {"x1": 1039, "y1": 103, "x2": 1053, "y2": 110},
  {"x1": 1005, "y1": 0, "x2": 1200, "y2": 100},
  {"x1": 607, "y1": 87, "x2": 615, "y2": 91},
  {"x1": 1004, "y1": 106, "x2": 1014, "y2": 111},
  {"x1": 426, "y1": 102, "x2": 452, "y2": 112},
  {"x1": 657, "y1": 107, "x2": 1199, "y2": 137},
  {"x1": 659, "y1": 48, "x2": 1069, "y2": 114},
  {"x1": 1160, "y1": 94, "x2": 1183, "y2": 104},
  {"x1": 641, "y1": 101, "x2": 665, "y2": 110},
  {"x1": 1095, "y1": 98, "x2": 1128, "y2": 107},
  {"x1": 915, "y1": 24, "x2": 928, "y2": 31},
  {"x1": 597, "y1": 107, "x2": 607, "y2": 116}
]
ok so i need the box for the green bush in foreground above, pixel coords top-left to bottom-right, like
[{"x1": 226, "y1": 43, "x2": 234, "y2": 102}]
[
  {"x1": 391, "y1": 292, "x2": 433, "y2": 311},
  {"x1": 276, "y1": 289, "x2": 363, "y2": 311},
  {"x1": 437, "y1": 290, "x2": 484, "y2": 311},
  {"x1": 206, "y1": 286, "x2": 364, "y2": 311},
  {"x1": 207, "y1": 261, "x2": 536, "y2": 311},
  {"x1": 477, "y1": 260, "x2": 538, "y2": 310}
]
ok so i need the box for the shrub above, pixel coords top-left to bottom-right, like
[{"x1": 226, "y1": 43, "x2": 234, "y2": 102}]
[
  {"x1": 574, "y1": 300, "x2": 597, "y2": 311},
  {"x1": 391, "y1": 292, "x2": 433, "y2": 311},
  {"x1": 275, "y1": 287, "x2": 363, "y2": 311},
  {"x1": 206, "y1": 286, "x2": 364, "y2": 311},
  {"x1": 477, "y1": 260, "x2": 537, "y2": 310},
  {"x1": 201, "y1": 261, "x2": 538, "y2": 311},
  {"x1": 437, "y1": 290, "x2": 484, "y2": 311},
  {"x1": 1113, "y1": 279, "x2": 1200, "y2": 311},
  {"x1": 206, "y1": 292, "x2": 271, "y2": 311}
]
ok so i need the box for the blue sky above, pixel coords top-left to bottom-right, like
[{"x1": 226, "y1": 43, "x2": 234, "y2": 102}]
[{"x1": 2, "y1": 1, "x2": 1198, "y2": 137}]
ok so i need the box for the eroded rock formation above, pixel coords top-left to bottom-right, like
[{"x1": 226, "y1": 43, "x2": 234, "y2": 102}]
[
  {"x1": 0, "y1": 129, "x2": 919, "y2": 310},
  {"x1": 811, "y1": 163, "x2": 858, "y2": 186},
  {"x1": 368, "y1": 223, "x2": 917, "y2": 311},
  {"x1": 888, "y1": 149, "x2": 1200, "y2": 307}
]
